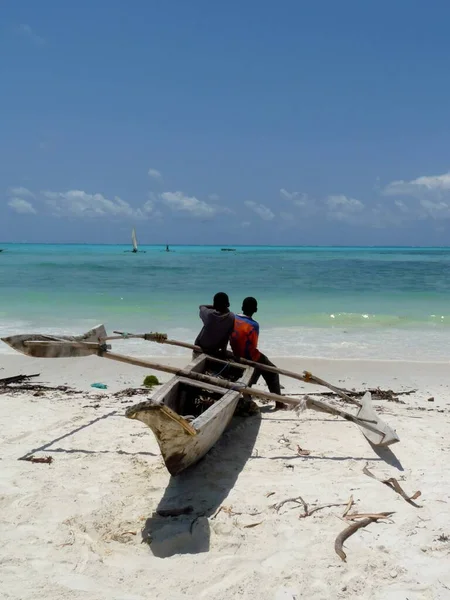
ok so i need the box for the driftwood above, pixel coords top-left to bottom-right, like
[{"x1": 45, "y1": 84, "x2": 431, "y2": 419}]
[
  {"x1": 272, "y1": 496, "x2": 308, "y2": 514},
  {"x1": 342, "y1": 495, "x2": 354, "y2": 518},
  {"x1": 20, "y1": 455, "x2": 53, "y2": 464},
  {"x1": 272, "y1": 495, "x2": 353, "y2": 519},
  {"x1": 363, "y1": 464, "x2": 422, "y2": 507},
  {"x1": 335, "y1": 512, "x2": 394, "y2": 562},
  {"x1": 301, "y1": 502, "x2": 350, "y2": 519},
  {"x1": 345, "y1": 512, "x2": 396, "y2": 520},
  {"x1": 0, "y1": 373, "x2": 40, "y2": 386},
  {"x1": 242, "y1": 521, "x2": 264, "y2": 528}
]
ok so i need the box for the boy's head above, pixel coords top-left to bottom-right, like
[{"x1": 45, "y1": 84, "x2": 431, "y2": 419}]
[
  {"x1": 242, "y1": 296, "x2": 257, "y2": 316},
  {"x1": 213, "y1": 292, "x2": 230, "y2": 312}
]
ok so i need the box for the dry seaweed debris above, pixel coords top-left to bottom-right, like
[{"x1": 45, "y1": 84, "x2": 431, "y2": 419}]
[
  {"x1": 113, "y1": 388, "x2": 151, "y2": 399},
  {"x1": 190, "y1": 504, "x2": 263, "y2": 533},
  {"x1": 335, "y1": 512, "x2": 394, "y2": 562},
  {"x1": 271, "y1": 495, "x2": 354, "y2": 519},
  {"x1": 0, "y1": 383, "x2": 79, "y2": 395},
  {"x1": 286, "y1": 387, "x2": 415, "y2": 404},
  {"x1": 0, "y1": 373, "x2": 40, "y2": 386},
  {"x1": 363, "y1": 464, "x2": 422, "y2": 508}
]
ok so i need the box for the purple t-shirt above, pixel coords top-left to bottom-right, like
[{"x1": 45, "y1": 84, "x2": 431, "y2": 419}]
[{"x1": 194, "y1": 305, "x2": 235, "y2": 354}]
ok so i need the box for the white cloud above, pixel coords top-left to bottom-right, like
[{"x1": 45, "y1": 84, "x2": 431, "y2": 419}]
[
  {"x1": 148, "y1": 168, "x2": 162, "y2": 180},
  {"x1": 394, "y1": 199, "x2": 408, "y2": 212},
  {"x1": 245, "y1": 201, "x2": 275, "y2": 221},
  {"x1": 280, "y1": 188, "x2": 309, "y2": 207},
  {"x1": 383, "y1": 171, "x2": 450, "y2": 197},
  {"x1": 209, "y1": 193, "x2": 220, "y2": 201},
  {"x1": 325, "y1": 195, "x2": 367, "y2": 225},
  {"x1": 280, "y1": 188, "x2": 298, "y2": 200},
  {"x1": 418, "y1": 198, "x2": 450, "y2": 219},
  {"x1": 5, "y1": 185, "x2": 229, "y2": 222},
  {"x1": 42, "y1": 190, "x2": 149, "y2": 219},
  {"x1": 142, "y1": 200, "x2": 154, "y2": 214},
  {"x1": 159, "y1": 191, "x2": 220, "y2": 218},
  {"x1": 16, "y1": 24, "x2": 45, "y2": 45},
  {"x1": 8, "y1": 198, "x2": 36, "y2": 214},
  {"x1": 382, "y1": 171, "x2": 450, "y2": 221},
  {"x1": 326, "y1": 195, "x2": 364, "y2": 212},
  {"x1": 8, "y1": 187, "x2": 35, "y2": 198}
]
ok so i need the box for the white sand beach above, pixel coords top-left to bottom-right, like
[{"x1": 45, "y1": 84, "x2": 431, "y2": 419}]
[{"x1": 1, "y1": 353, "x2": 449, "y2": 600}]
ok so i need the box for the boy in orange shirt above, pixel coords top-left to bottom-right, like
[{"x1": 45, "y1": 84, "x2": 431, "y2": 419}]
[{"x1": 230, "y1": 297, "x2": 284, "y2": 410}]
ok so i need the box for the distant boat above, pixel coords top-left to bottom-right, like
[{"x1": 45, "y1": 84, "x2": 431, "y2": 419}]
[
  {"x1": 221, "y1": 248, "x2": 236, "y2": 252},
  {"x1": 125, "y1": 228, "x2": 146, "y2": 253}
]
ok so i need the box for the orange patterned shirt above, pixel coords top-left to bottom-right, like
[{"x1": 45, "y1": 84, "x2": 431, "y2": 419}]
[{"x1": 230, "y1": 314, "x2": 261, "y2": 361}]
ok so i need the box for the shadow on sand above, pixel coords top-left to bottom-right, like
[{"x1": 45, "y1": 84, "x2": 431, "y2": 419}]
[
  {"x1": 142, "y1": 412, "x2": 261, "y2": 558},
  {"x1": 17, "y1": 411, "x2": 120, "y2": 460},
  {"x1": 368, "y1": 441, "x2": 403, "y2": 471}
]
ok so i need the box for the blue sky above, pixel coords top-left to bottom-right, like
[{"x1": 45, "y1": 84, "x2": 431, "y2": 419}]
[{"x1": 2, "y1": 1, "x2": 450, "y2": 245}]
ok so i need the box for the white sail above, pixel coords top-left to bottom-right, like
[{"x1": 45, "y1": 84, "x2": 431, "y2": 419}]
[{"x1": 131, "y1": 228, "x2": 138, "y2": 252}]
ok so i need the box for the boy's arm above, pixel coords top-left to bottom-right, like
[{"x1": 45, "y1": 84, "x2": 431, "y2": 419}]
[{"x1": 199, "y1": 305, "x2": 213, "y2": 324}]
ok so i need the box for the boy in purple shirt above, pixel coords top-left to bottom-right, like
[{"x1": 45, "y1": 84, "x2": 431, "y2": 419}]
[{"x1": 194, "y1": 292, "x2": 235, "y2": 357}]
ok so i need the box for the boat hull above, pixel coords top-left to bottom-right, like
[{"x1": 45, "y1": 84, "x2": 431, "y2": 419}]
[{"x1": 126, "y1": 355, "x2": 254, "y2": 475}]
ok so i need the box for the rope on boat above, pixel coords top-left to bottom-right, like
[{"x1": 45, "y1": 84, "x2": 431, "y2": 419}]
[
  {"x1": 294, "y1": 396, "x2": 309, "y2": 413},
  {"x1": 212, "y1": 363, "x2": 230, "y2": 378}
]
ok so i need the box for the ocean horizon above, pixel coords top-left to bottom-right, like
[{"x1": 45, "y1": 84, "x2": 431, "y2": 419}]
[
  {"x1": 1, "y1": 244, "x2": 450, "y2": 361},
  {"x1": 2, "y1": 243, "x2": 450, "y2": 248}
]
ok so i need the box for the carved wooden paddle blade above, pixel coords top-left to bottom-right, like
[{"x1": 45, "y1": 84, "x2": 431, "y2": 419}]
[{"x1": 357, "y1": 392, "x2": 400, "y2": 446}]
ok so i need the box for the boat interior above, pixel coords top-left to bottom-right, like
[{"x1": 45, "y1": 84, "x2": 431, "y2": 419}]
[{"x1": 160, "y1": 357, "x2": 247, "y2": 420}]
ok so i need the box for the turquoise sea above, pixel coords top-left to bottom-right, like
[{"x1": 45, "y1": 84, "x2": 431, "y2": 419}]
[{"x1": 1, "y1": 244, "x2": 450, "y2": 360}]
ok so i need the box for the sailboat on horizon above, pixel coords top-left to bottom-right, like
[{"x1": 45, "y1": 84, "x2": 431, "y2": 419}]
[
  {"x1": 131, "y1": 227, "x2": 138, "y2": 253},
  {"x1": 125, "y1": 227, "x2": 146, "y2": 253}
]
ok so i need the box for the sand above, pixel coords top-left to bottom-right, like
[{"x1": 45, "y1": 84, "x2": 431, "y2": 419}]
[{"x1": 1, "y1": 353, "x2": 449, "y2": 600}]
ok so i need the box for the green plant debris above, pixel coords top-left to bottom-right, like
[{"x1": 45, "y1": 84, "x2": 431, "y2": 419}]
[{"x1": 143, "y1": 375, "x2": 160, "y2": 388}]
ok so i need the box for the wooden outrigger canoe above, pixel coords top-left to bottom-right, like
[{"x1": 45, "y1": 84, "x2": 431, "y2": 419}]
[
  {"x1": 126, "y1": 353, "x2": 253, "y2": 475},
  {"x1": 2, "y1": 325, "x2": 400, "y2": 473}
]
